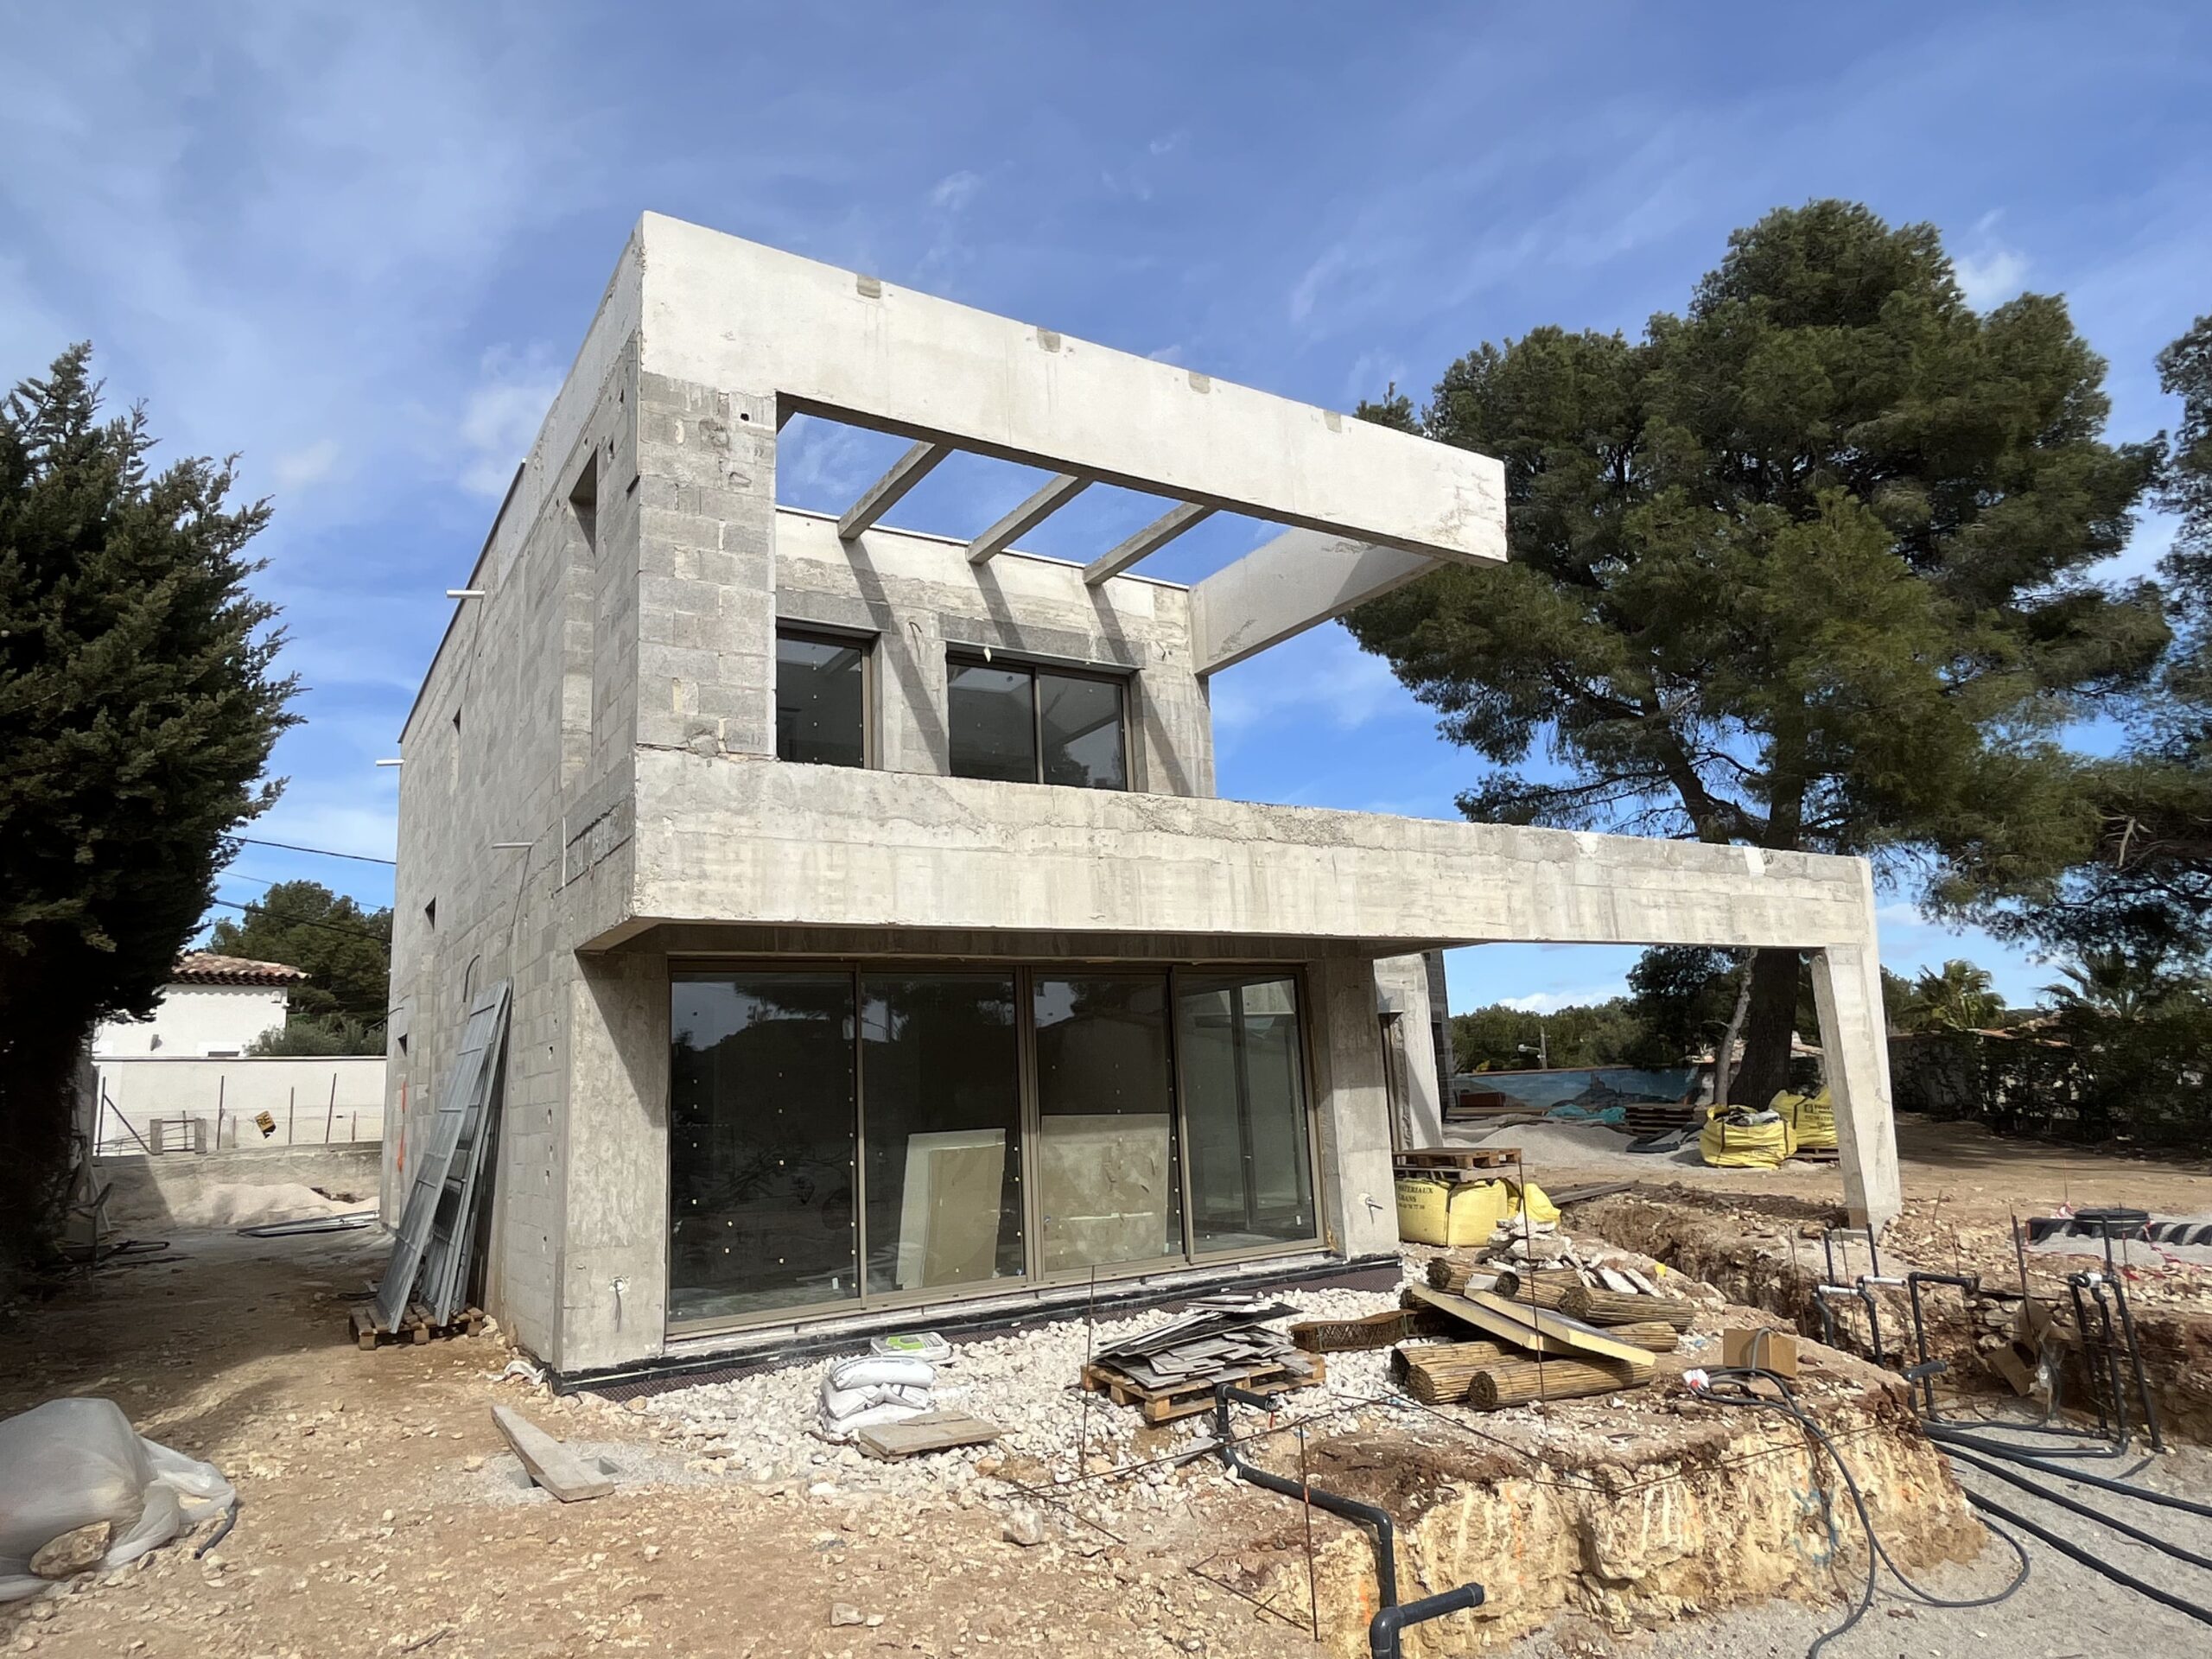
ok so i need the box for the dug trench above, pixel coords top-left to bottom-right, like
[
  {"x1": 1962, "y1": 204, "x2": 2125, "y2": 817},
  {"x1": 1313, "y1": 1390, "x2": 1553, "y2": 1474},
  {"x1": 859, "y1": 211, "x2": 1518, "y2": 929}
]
[
  {"x1": 1567, "y1": 1185, "x2": 2212, "y2": 1446},
  {"x1": 1235, "y1": 1331, "x2": 1982, "y2": 1656}
]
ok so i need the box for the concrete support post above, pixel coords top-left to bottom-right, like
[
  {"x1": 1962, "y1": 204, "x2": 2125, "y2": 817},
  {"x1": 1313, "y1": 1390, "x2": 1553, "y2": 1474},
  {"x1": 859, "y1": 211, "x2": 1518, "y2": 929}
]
[
  {"x1": 1809, "y1": 943, "x2": 1902, "y2": 1234},
  {"x1": 556, "y1": 951, "x2": 671, "y2": 1372},
  {"x1": 1306, "y1": 958, "x2": 1401, "y2": 1260}
]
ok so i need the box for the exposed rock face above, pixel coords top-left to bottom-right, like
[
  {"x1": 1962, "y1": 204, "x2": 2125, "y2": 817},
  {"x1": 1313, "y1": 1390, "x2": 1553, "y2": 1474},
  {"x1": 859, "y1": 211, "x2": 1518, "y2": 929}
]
[{"x1": 1250, "y1": 1359, "x2": 1981, "y2": 1656}]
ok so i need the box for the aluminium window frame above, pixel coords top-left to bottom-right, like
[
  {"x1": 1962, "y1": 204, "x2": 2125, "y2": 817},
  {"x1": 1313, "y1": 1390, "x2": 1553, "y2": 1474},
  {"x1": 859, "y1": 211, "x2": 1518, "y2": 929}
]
[
  {"x1": 661, "y1": 956, "x2": 1323, "y2": 1340},
  {"x1": 944, "y1": 651, "x2": 1132, "y2": 791},
  {"x1": 774, "y1": 621, "x2": 878, "y2": 770}
]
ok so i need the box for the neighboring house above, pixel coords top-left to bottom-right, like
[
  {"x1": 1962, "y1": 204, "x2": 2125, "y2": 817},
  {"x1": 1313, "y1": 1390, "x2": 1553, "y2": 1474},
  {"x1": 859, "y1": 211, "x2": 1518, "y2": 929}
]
[
  {"x1": 386, "y1": 215, "x2": 1900, "y2": 1382},
  {"x1": 92, "y1": 952, "x2": 307, "y2": 1058}
]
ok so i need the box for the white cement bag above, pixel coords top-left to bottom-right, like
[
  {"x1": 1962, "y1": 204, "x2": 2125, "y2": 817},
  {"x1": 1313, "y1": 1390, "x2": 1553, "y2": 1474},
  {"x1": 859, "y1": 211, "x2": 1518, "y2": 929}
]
[
  {"x1": 827, "y1": 1356, "x2": 935, "y2": 1393},
  {"x1": 0, "y1": 1398, "x2": 237, "y2": 1602},
  {"x1": 819, "y1": 1382, "x2": 933, "y2": 1421},
  {"x1": 817, "y1": 1400, "x2": 931, "y2": 1441}
]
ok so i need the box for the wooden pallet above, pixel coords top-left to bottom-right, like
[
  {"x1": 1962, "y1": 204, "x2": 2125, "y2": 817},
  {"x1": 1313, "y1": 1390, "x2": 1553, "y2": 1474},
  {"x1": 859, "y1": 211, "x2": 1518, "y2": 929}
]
[
  {"x1": 1790, "y1": 1147, "x2": 1840, "y2": 1165},
  {"x1": 350, "y1": 1300, "x2": 485, "y2": 1351},
  {"x1": 1079, "y1": 1354, "x2": 1326, "y2": 1424},
  {"x1": 1395, "y1": 1147, "x2": 1522, "y2": 1182}
]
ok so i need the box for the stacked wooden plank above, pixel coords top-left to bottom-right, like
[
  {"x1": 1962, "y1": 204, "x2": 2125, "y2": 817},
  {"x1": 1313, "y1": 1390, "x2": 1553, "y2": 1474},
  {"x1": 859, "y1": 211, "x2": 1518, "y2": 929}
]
[
  {"x1": 1081, "y1": 1296, "x2": 1323, "y2": 1423},
  {"x1": 1390, "y1": 1281, "x2": 1696, "y2": 1412}
]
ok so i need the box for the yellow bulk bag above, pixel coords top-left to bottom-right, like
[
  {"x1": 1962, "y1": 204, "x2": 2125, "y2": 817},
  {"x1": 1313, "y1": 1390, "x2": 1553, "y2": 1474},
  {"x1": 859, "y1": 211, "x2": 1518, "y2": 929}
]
[
  {"x1": 1700, "y1": 1109, "x2": 1795, "y2": 1169},
  {"x1": 1502, "y1": 1177, "x2": 1560, "y2": 1227},
  {"x1": 1770, "y1": 1088, "x2": 1838, "y2": 1151},
  {"x1": 1395, "y1": 1177, "x2": 1513, "y2": 1247}
]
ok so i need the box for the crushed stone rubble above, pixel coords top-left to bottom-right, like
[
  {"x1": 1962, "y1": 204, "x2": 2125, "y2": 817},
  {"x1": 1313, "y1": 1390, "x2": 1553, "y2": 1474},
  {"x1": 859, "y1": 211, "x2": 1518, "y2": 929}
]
[{"x1": 601, "y1": 1236, "x2": 1732, "y2": 1514}]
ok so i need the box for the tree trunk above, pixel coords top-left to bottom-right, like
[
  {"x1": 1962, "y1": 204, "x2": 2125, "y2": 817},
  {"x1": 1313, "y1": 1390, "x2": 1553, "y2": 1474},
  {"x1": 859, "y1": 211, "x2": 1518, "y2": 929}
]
[
  {"x1": 1713, "y1": 960, "x2": 1753, "y2": 1104},
  {"x1": 1732, "y1": 948, "x2": 1802, "y2": 1114}
]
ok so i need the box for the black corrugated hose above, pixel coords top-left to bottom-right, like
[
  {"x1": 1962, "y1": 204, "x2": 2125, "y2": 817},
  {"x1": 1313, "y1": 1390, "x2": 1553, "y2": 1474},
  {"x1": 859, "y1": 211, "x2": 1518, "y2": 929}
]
[{"x1": 1688, "y1": 1366, "x2": 2031, "y2": 1658}]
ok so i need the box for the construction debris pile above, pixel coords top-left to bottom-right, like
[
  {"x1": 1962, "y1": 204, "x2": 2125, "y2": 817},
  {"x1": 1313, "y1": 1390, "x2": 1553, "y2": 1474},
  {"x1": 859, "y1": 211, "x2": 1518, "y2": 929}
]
[
  {"x1": 1382, "y1": 1220, "x2": 1706, "y2": 1409},
  {"x1": 1079, "y1": 1295, "x2": 1322, "y2": 1422}
]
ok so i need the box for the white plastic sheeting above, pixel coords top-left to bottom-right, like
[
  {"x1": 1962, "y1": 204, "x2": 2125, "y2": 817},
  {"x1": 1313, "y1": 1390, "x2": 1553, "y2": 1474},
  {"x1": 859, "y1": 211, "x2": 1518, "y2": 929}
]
[{"x1": 0, "y1": 1398, "x2": 237, "y2": 1601}]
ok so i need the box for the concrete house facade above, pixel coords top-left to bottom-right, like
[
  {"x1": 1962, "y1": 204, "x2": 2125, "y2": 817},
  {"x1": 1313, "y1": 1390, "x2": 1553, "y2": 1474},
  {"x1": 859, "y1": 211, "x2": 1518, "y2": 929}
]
[{"x1": 385, "y1": 214, "x2": 1900, "y2": 1382}]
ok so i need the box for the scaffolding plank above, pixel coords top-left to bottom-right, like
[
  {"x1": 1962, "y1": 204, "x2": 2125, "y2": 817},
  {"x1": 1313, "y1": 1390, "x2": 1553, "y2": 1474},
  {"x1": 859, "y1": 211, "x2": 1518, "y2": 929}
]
[{"x1": 372, "y1": 982, "x2": 511, "y2": 1332}]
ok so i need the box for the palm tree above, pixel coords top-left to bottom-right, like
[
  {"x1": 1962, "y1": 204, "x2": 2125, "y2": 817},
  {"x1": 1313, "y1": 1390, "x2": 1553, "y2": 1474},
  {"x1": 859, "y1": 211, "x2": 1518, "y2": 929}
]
[
  {"x1": 2043, "y1": 948, "x2": 2176, "y2": 1021},
  {"x1": 1899, "y1": 960, "x2": 2005, "y2": 1033}
]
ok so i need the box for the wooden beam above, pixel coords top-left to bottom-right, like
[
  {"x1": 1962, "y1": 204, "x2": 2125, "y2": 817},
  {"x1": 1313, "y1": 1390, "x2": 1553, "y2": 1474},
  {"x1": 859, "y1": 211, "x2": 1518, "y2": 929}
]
[
  {"x1": 966, "y1": 473, "x2": 1089, "y2": 564},
  {"x1": 491, "y1": 1405, "x2": 613, "y2": 1502},
  {"x1": 1082, "y1": 503, "x2": 1214, "y2": 586},
  {"x1": 837, "y1": 440, "x2": 952, "y2": 541}
]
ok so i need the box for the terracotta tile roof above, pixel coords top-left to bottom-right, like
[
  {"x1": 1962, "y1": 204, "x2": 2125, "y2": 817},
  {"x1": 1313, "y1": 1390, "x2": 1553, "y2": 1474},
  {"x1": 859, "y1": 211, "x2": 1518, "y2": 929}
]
[{"x1": 172, "y1": 951, "x2": 309, "y2": 986}]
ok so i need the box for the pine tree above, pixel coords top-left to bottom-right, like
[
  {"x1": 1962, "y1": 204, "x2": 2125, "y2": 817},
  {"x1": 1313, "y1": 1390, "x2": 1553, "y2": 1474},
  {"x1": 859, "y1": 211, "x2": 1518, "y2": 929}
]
[
  {"x1": 1347, "y1": 202, "x2": 2164, "y2": 1109},
  {"x1": 0, "y1": 345, "x2": 296, "y2": 1264}
]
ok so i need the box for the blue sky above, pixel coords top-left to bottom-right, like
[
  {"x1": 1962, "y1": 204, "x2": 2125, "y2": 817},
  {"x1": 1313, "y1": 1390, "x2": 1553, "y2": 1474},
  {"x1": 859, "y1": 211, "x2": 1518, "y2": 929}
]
[{"x1": 5, "y1": 3, "x2": 2209, "y2": 1016}]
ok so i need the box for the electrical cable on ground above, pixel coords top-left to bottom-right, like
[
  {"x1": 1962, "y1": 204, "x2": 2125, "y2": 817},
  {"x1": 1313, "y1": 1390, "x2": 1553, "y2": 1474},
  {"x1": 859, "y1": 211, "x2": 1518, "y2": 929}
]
[
  {"x1": 1692, "y1": 1366, "x2": 2032, "y2": 1659},
  {"x1": 1960, "y1": 1487, "x2": 2212, "y2": 1630},
  {"x1": 1940, "y1": 1441, "x2": 2212, "y2": 1573}
]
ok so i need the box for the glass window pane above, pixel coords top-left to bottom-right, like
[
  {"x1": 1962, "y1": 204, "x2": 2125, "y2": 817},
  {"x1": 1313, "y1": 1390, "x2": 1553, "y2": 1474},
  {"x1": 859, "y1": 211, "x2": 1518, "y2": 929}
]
[
  {"x1": 669, "y1": 973, "x2": 857, "y2": 1322},
  {"x1": 948, "y1": 661, "x2": 1036, "y2": 782},
  {"x1": 1178, "y1": 976, "x2": 1316, "y2": 1251},
  {"x1": 776, "y1": 632, "x2": 868, "y2": 766},
  {"x1": 1039, "y1": 672, "x2": 1126, "y2": 789},
  {"x1": 1032, "y1": 975, "x2": 1179, "y2": 1272},
  {"x1": 861, "y1": 974, "x2": 1024, "y2": 1295}
]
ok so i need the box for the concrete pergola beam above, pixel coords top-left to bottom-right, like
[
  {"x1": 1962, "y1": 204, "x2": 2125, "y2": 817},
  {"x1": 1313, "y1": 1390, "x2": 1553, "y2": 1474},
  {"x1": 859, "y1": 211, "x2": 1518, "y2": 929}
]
[
  {"x1": 966, "y1": 474, "x2": 1089, "y2": 565},
  {"x1": 837, "y1": 440, "x2": 951, "y2": 541},
  {"x1": 1083, "y1": 503, "x2": 1215, "y2": 587},
  {"x1": 637, "y1": 214, "x2": 1506, "y2": 565},
  {"x1": 1188, "y1": 530, "x2": 1440, "y2": 677}
]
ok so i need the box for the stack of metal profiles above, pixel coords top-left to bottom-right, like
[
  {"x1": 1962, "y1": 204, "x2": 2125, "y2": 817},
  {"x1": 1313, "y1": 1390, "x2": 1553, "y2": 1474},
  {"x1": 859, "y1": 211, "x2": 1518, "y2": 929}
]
[
  {"x1": 372, "y1": 981, "x2": 512, "y2": 1332},
  {"x1": 1088, "y1": 1296, "x2": 1308, "y2": 1394}
]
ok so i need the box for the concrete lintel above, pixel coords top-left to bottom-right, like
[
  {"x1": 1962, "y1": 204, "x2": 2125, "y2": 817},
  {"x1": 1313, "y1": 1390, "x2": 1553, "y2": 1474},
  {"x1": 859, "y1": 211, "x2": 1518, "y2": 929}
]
[
  {"x1": 1083, "y1": 503, "x2": 1215, "y2": 587},
  {"x1": 966, "y1": 474, "x2": 1089, "y2": 565},
  {"x1": 635, "y1": 213, "x2": 1506, "y2": 564},
  {"x1": 1190, "y1": 529, "x2": 1438, "y2": 676},
  {"x1": 836, "y1": 439, "x2": 951, "y2": 541}
]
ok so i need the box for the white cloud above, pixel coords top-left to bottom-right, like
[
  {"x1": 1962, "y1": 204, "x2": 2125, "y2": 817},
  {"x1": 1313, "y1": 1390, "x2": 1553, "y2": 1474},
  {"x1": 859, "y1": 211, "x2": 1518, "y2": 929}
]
[
  {"x1": 929, "y1": 169, "x2": 982, "y2": 213},
  {"x1": 456, "y1": 346, "x2": 562, "y2": 498},
  {"x1": 1955, "y1": 245, "x2": 2029, "y2": 309},
  {"x1": 270, "y1": 436, "x2": 341, "y2": 493},
  {"x1": 1499, "y1": 982, "x2": 1629, "y2": 1014}
]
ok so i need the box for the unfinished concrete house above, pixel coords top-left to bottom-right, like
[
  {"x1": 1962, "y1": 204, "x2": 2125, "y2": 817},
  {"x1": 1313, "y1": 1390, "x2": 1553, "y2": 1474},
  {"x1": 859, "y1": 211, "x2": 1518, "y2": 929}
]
[{"x1": 383, "y1": 214, "x2": 1900, "y2": 1382}]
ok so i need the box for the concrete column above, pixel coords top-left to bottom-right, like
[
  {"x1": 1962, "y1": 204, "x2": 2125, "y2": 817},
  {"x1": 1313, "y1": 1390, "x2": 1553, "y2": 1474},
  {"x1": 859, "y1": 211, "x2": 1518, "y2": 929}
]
[
  {"x1": 556, "y1": 950, "x2": 671, "y2": 1373},
  {"x1": 1307, "y1": 958, "x2": 1400, "y2": 1260},
  {"x1": 1374, "y1": 953, "x2": 1445, "y2": 1148},
  {"x1": 1809, "y1": 943, "x2": 1902, "y2": 1233}
]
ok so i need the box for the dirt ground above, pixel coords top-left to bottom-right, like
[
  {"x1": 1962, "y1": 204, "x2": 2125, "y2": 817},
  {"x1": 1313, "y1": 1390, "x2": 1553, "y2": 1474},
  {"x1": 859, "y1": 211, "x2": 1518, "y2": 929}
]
[{"x1": 2, "y1": 1116, "x2": 2206, "y2": 1658}]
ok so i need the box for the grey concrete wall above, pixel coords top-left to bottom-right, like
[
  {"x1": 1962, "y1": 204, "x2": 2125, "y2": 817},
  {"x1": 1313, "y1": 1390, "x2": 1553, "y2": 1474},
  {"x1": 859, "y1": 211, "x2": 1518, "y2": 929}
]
[
  {"x1": 385, "y1": 248, "x2": 647, "y2": 1368},
  {"x1": 98, "y1": 1143, "x2": 380, "y2": 1230},
  {"x1": 627, "y1": 755, "x2": 1884, "y2": 954},
  {"x1": 1307, "y1": 957, "x2": 1402, "y2": 1261},
  {"x1": 776, "y1": 509, "x2": 1213, "y2": 797}
]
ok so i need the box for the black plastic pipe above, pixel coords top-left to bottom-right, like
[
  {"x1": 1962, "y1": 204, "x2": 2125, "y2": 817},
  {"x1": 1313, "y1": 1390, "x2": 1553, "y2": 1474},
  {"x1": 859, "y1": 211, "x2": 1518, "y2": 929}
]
[
  {"x1": 1366, "y1": 1584, "x2": 1486, "y2": 1659},
  {"x1": 1943, "y1": 1442, "x2": 2212, "y2": 1572},
  {"x1": 1924, "y1": 1426, "x2": 2212, "y2": 1520},
  {"x1": 1961, "y1": 1488, "x2": 2212, "y2": 1629},
  {"x1": 1211, "y1": 1383, "x2": 1484, "y2": 1659}
]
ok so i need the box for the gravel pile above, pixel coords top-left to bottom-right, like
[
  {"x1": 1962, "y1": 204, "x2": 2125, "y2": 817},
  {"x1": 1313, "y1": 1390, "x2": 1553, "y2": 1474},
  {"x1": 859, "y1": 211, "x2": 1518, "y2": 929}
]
[{"x1": 628, "y1": 1273, "x2": 1421, "y2": 1501}]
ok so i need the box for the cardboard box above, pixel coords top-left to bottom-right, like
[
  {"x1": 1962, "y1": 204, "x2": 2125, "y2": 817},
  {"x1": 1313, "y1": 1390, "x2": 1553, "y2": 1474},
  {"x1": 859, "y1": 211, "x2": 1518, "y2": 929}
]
[{"x1": 1722, "y1": 1327, "x2": 1800, "y2": 1377}]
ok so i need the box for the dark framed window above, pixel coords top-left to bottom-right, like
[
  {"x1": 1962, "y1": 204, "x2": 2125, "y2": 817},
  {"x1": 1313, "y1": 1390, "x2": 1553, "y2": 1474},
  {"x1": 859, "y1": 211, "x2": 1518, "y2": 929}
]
[
  {"x1": 948, "y1": 656, "x2": 1127, "y2": 789},
  {"x1": 776, "y1": 628, "x2": 869, "y2": 766}
]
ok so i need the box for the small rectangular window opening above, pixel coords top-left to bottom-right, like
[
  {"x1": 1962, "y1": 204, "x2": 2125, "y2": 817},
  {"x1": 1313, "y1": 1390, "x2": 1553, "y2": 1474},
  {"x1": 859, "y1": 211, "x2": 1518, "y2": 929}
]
[
  {"x1": 569, "y1": 457, "x2": 599, "y2": 553},
  {"x1": 775, "y1": 627, "x2": 870, "y2": 767},
  {"x1": 423, "y1": 899, "x2": 437, "y2": 930},
  {"x1": 948, "y1": 655, "x2": 1127, "y2": 789}
]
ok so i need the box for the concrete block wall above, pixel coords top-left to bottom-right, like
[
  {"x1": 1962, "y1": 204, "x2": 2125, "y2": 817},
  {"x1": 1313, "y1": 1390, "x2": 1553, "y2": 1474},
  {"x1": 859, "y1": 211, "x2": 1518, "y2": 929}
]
[{"x1": 774, "y1": 510, "x2": 1214, "y2": 797}]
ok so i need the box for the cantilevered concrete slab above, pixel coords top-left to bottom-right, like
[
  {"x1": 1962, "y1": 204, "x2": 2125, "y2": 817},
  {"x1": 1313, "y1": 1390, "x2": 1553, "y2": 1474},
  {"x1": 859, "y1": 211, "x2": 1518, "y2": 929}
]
[{"x1": 635, "y1": 213, "x2": 1506, "y2": 565}]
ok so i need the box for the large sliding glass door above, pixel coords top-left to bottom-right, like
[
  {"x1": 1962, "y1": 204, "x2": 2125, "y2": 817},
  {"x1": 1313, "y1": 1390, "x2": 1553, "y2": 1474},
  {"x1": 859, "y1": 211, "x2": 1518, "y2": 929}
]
[
  {"x1": 1032, "y1": 976, "x2": 1180, "y2": 1274},
  {"x1": 1178, "y1": 976, "x2": 1316, "y2": 1251},
  {"x1": 668, "y1": 963, "x2": 1319, "y2": 1332},
  {"x1": 860, "y1": 974, "x2": 1025, "y2": 1294},
  {"x1": 670, "y1": 972, "x2": 858, "y2": 1322}
]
